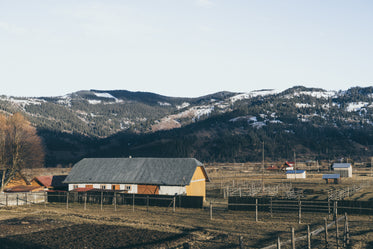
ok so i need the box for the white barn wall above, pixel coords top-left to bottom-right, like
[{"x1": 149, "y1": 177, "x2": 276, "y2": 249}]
[
  {"x1": 159, "y1": 186, "x2": 186, "y2": 195},
  {"x1": 286, "y1": 172, "x2": 306, "y2": 179}
]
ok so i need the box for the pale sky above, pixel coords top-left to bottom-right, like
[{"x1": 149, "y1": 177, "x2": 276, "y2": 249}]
[{"x1": 1, "y1": 0, "x2": 372, "y2": 97}]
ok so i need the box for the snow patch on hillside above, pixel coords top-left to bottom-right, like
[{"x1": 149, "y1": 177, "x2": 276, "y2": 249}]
[
  {"x1": 229, "y1": 89, "x2": 279, "y2": 103},
  {"x1": 176, "y1": 102, "x2": 190, "y2": 110},
  {"x1": 88, "y1": 100, "x2": 102, "y2": 105},
  {"x1": 296, "y1": 91, "x2": 336, "y2": 98},
  {"x1": 296, "y1": 103, "x2": 314, "y2": 108},
  {"x1": 346, "y1": 102, "x2": 369, "y2": 112},
  {"x1": 158, "y1": 102, "x2": 171, "y2": 106},
  {"x1": 94, "y1": 92, "x2": 116, "y2": 99}
]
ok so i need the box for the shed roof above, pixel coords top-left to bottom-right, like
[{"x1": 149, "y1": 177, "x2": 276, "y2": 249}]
[
  {"x1": 63, "y1": 158, "x2": 209, "y2": 186},
  {"x1": 33, "y1": 175, "x2": 67, "y2": 188},
  {"x1": 322, "y1": 174, "x2": 340, "y2": 179},
  {"x1": 332, "y1": 163, "x2": 351, "y2": 169},
  {"x1": 286, "y1": 170, "x2": 305, "y2": 174}
]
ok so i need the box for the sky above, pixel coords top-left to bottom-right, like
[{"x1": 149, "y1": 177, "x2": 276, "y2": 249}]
[{"x1": 1, "y1": 0, "x2": 373, "y2": 98}]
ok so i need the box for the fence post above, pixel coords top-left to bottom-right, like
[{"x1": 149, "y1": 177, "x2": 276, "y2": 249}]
[
  {"x1": 344, "y1": 213, "x2": 350, "y2": 246},
  {"x1": 101, "y1": 191, "x2": 103, "y2": 211},
  {"x1": 328, "y1": 198, "x2": 330, "y2": 215},
  {"x1": 173, "y1": 196, "x2": 176, "y2": 213},
  {"x1": 114, "y1": 192, "x2": 117, "y2": 212},
  {"x1": 66, "y1": 192, "x2": 69, "y2": 210},
  {"x1": 146, "y1": 195, "x2": 149, "y2": 212},
  {"x1": 307, "y1": 225, "x2": 311, "y2": 249},
  {"x1": 6, "y1": 193, "x2": 8, "y2": 207},
  {"x1": 324, "y1": 217, "x2": 329, "y2": 249},
  {"x1": 291, "y1": 227, "x2": 295, "y2": 249},
  {"x1": 84, "y1": 192, "x2": 87, "y2": 210},
  {"x1": 239, "y1": 236, "x2": 243, "y2": 249},
  {"x1": 44, "y1": 192, "x2": 47, "y2": 208},
  {"x1": 277, "y1": 236, "x2": 281, "y2": 249},
  {"x1": 210, "y1": 202, "x2": 213, "y2": 220},
  {"x1": 132, "y1": 193, "x2": 135, "y2": 212},
  {"x1": 336, "y1": 214, "x2": 339, "y2": 249},
  {"x1": 298, "y1": 199, "x2": 302, "y2": 224},
  {"x1": 25, "y1": 193, "x2": 27, "y2": 205},
  {"x1": 335, "y1": 201, "x2": 338, "y2": 219},
  {"x1": 270, "y1": 197, "x2": 273, "y2": 218},
  {"x1": 17, "y1": 194, "x2": 18, "y2": 207},
  {"x1": 255, "y1": 198, "x2": 258, "y2": 222}
]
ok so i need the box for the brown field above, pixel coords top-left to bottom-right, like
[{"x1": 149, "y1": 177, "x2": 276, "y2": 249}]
[{"x1": 1, "y1": 163, "x2": 373, "y2": 248}]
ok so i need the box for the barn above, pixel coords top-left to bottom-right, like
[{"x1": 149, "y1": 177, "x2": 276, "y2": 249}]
[
  {"x1": 286, "y1": 170, "x2": 306, "y2": 179},
  {"x1": 63, "y1": 158, "x2": 210, "y2": 199},
  {"x1": 332, "y1": 163, "x2": 352, "y2": 178}
]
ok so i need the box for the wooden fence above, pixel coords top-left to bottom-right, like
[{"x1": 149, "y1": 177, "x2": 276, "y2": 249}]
[
  {"x1": 228, "y1": 197, "x2": 373, "y2": 215},
  {"x1": 47, "y1": 190, "x2": 204, "y2": 209}
]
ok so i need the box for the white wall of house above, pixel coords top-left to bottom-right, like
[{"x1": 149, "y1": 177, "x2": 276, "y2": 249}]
[
  {"x1": 286, "y1": 172, "x2": 306, "y2": 179},
  {"x1": 68, "y1": 183, "x2": 138, "y2": 192},
  {"x1": 334, "y1": 168, "x2": 352, "y2": 177},
  {"x1": 159, "y1": 186, "x2": 186, "y2": 195}
]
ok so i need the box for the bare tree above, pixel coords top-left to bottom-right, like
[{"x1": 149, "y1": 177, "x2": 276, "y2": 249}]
[{"x1": 0, "y1": 113, "x2": 44, "y2": 191}]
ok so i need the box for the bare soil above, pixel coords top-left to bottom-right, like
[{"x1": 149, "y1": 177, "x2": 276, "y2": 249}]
[{"x1": 0, "y1": 204, "x2": 373, "y2": 249}]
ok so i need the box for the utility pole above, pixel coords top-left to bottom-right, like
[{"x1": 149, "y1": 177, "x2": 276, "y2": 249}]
[{"x1": 294, "y1": 151, "x2": 297, "y2": 181}]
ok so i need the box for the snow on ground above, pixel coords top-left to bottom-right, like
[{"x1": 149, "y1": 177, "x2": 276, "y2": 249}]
[
  {"x1": 88, "y1": 100, "x2": 102, "y2": 105},
  {"x1": 346, "y1": 102, "x2": 369, "y2": 112},
  {"x1": 296, "y1": 90, "x2": 336, "y2": 98},
  {"x1": 229, "y1": 89, "x2": 279, "y2": 103},
  {"x1": 93, "y1": 92, "x2": 117, "y2": 99},
  {"x1": 176, "y1": 102, "x2": 190, "y2": 110},
  {"x1": 2, "y1": 97, "x2": 45, "y2": 107},
  {"x1": 158, "y1": 102, "x2": 171, "y2": 106},
  {"x1": 251, "y1": 121, "x2": 266, "y2": 129},
  {"x1": 295, "y1": 103, "x2": 314, "y2": 108}
]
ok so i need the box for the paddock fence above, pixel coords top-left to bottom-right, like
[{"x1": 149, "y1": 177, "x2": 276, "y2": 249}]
[
  {"x1": 228, "y1": 197, "x2": 373, "y2": 215},
  {"x1": 47, "y1": 190, "x2": 204, "y2": 209}
]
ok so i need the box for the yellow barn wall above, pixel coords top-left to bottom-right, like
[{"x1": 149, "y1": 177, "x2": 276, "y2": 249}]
[{"x1": 186, "y1": 166, "x2": 207, "y2": 199}]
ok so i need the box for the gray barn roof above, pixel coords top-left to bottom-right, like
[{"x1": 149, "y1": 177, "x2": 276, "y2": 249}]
[
  {"x1": 64, "y1": 158, "x2": 208, "y2": 186},
  {"x1": 332, "y1": 163, "x2": 351, "y2": 169}
]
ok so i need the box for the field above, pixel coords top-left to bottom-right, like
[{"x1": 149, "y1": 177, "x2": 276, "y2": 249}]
[{"x1": 1, "y1": 163, "x2": 373, "y2": 248}]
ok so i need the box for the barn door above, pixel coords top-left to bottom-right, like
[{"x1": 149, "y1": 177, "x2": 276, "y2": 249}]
[{"x1": 137, "y1": 185, "x2": 159, "y2": 195}]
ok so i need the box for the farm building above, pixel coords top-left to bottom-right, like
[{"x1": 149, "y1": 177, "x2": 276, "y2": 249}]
[
  {"x1": 286, "y1": 170, "x2": 306, "y2": 179},
  {"x1": 31, "y1": 175, "x2": 68, "y2": 191},
  {"x1": 322, "y1": 174, "x2": 341, "y2": 184},
  {"x1": 63, "y1": 158, "x2": 210, "y2": 199},
  {"x1": 332, "y1": 163, "x2": 352, "y2": 177}
]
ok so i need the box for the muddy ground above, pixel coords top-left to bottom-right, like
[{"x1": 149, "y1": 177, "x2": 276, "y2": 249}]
[{"x1": 0, "y1": 203, "x2": 373, "y2": 249}]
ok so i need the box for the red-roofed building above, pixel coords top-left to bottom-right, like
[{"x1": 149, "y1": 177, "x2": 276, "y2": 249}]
[{"x1": 31, "y1": 175, "x2": 67, "y2": 191}]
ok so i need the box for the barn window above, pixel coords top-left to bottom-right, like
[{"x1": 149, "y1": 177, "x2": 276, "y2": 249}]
[
  {"x1": 73, "y1": 185, "x2": 78, "y2": 189},
  {"x1": 126, "y1": 185, "x2": 131, "y2": 190},
  {"x1": 101, "y1": 185, "x2": 106, "y2": 190}
]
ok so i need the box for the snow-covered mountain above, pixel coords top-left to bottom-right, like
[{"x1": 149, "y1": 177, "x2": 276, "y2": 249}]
[{"x1": 1, "y1": 86, "x2": 373, "y2": 165}]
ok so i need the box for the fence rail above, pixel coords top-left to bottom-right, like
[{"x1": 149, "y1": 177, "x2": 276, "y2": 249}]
[{"x1": 228, "y1": 197, "x2": 373, "y2": 215}]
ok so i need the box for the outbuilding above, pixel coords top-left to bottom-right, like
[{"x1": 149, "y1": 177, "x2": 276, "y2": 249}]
[
  {"x1": 286, "y1": 170, "x2": 306, "y2": 179},
  {"x1": 63, "y1": 158, "x2": 210, "y2": 199},
  {"x1": 322, "y1": 174, "x2": 341, "y2": 184},
  {"x1": 332, "y1": 163, "x2": 352, "y2": 178}
]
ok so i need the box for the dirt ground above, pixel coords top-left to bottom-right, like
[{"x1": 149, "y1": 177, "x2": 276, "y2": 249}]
[{"x1": 0, "y1": 203, "x2": 373, "y2": 249}]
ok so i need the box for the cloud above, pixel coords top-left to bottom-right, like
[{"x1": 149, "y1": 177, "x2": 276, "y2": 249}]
[
  {"x1": 196, "y1": 0, "x2": 214, "y2": 7},
  {"x1": 0, "y1": 21, "x2": 27, "y2": 35}
]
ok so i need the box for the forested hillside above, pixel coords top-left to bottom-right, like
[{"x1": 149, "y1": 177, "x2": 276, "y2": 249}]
[{"x1": 1, "y1": 86, "x2": 373, "y2": 166}]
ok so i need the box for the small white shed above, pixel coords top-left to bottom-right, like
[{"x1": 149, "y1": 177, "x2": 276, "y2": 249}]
[
  {"x1": 332, "y1": 163, "x2": 352, "y2": 178},
  {"x1": 286, "y1": 170, "x2": 306, "y2": 179}
]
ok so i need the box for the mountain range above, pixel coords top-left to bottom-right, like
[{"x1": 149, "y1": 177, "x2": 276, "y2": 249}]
[{"x1": 1, "y1": 86, "x2": 373, "y2": 166}]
